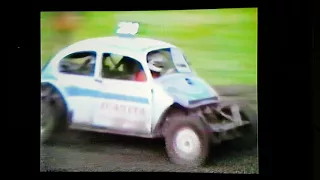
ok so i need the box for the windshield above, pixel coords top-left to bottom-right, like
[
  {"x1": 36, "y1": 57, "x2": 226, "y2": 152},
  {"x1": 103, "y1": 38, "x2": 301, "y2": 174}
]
[{"x1": 147, "y1": 48, "x2": 192, "y2": 76}]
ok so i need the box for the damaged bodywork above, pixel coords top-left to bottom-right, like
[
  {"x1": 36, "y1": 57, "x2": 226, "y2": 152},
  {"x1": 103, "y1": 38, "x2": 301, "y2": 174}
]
[{"x1": 151, "y1": 73, "x2": 253, "y2": 144}]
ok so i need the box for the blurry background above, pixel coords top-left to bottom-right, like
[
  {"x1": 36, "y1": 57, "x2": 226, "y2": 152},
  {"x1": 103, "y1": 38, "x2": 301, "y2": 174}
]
[{"x1": 41, "y1": 9, "x2": 257, "y2": 86}]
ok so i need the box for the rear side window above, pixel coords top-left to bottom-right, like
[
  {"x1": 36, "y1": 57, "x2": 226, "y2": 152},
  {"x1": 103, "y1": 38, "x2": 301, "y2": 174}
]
[{"x1": 58, "y1": 51, "x2": 97, "y2": 76}]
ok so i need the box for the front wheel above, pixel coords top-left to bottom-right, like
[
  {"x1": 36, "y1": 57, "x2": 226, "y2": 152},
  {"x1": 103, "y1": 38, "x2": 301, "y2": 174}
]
[{"x1": 163, "y1": 112, "x2": 210, "y2": 167}]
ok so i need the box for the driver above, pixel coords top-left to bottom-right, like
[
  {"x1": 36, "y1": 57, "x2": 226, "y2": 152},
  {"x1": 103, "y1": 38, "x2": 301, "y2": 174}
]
[{"x1": 134, "y1": 52, "x2": 166, "y2": 81}]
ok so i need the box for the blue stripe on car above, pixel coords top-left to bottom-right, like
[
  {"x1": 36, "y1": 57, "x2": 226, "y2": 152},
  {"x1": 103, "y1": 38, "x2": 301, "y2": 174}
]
[{"x1": 65, "y1": 86, "x2": 149, "y2": 104}]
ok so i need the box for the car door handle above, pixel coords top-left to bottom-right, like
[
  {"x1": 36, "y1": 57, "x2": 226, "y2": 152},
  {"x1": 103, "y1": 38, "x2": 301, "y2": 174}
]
[{"x1": 95, "y1": 78, "x2": 102, "y2": 83}]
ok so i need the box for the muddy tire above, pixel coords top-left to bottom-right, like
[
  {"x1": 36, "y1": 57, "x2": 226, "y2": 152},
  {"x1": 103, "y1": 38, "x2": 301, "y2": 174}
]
[
  {"x1": 163, "y1": 112, "x2": 210, "y2": 167},
  {"x1": 221, "y1": 101, "x2": 258, "y2": 149},
  {"x1": 239, "y1": 103, "x2": 258, "y2": 149},
  {"x1": 41, "y1": 85, "x2": 67, "y2": 144},
  {"x1": 41, "y1": 100, "x2": 58, "y2": 144}
]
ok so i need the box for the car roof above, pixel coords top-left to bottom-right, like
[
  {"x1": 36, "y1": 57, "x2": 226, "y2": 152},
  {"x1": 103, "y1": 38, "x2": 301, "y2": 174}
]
[{"x1": 66, "y1": 36, "x2": 176, "y2": 54}]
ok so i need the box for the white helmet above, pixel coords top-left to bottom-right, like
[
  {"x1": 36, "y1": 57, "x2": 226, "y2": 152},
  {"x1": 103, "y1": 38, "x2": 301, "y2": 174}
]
[{"x1": 147, "y1": 53, "x2": 166, "y2": 72}]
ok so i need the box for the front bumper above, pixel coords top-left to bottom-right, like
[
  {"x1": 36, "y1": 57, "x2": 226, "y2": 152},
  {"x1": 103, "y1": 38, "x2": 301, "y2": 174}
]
[
  {"x1": 209, "y1": 121, "x2": 250, "y2": 132},
  {"x1": 193, "y1": 103, "x2": 251, "y2": 143},
  {"x1": 208, "y1": 121, "x2": 250, "y2": 143}
]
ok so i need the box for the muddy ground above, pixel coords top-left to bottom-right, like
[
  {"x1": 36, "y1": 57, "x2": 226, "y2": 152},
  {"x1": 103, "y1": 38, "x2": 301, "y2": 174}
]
[{"x1": 40, "y1": 85, "x2": 258, "y2": 173}]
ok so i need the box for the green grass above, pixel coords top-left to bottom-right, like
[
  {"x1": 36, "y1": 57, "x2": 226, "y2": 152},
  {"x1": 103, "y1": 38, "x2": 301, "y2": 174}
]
[{"x1": 41, "y1": 8, "x2": 257, "y2": 85}]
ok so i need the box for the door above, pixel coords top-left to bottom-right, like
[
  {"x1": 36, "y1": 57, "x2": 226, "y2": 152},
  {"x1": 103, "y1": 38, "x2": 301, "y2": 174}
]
[
  {"x1": 57, "y1": 51, "x2": 101, "y2": 125},
  {"x1": 92, "y1": 53, "x2": 153, "y2": 135}
]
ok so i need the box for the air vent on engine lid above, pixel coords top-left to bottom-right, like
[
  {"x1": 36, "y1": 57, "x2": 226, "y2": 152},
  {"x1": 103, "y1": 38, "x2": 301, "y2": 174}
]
[{"x1": 185, "y1": 78, "x2": 193, "y2": 85}]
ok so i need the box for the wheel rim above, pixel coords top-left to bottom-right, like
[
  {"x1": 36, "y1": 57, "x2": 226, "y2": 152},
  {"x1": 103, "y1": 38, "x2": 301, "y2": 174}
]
[
  {"x1": 173, "y1": 127, "x2": 201, "y2": 160},
  {"x1": 41, "y1": 103, "x2": 54, "y2": 141}
]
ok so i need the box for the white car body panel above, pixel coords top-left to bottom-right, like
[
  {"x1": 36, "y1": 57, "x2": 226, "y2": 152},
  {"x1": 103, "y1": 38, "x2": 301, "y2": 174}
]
[
  {"x1": 41, "y1": 35, "x2": 219, "y2": 138},
  {"x1": 92, "y1": 78, "x2": 153, "y2": 134}
]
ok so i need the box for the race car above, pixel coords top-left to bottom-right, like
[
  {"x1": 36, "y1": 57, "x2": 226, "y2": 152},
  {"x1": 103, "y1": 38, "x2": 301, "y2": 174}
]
[{"x1": 41, "y1": 22, "x2": 257, "y2": 167}]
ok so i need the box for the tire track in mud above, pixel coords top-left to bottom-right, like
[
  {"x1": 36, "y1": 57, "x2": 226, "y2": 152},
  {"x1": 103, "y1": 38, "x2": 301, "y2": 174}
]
[{"x1": 40, "y1": 86, "x2": 258, "y2": 173}]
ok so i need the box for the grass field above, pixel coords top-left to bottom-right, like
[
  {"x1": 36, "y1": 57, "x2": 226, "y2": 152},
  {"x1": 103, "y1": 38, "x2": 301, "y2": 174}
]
[{"x1": 41, "y1": 8, "x2": 257, "y2": 85}]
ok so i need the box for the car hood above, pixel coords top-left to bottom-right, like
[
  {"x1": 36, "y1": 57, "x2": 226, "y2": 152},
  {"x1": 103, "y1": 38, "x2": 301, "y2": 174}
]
[{"x1": 154, "y1": 73, "x2": 219, "y2": 107}]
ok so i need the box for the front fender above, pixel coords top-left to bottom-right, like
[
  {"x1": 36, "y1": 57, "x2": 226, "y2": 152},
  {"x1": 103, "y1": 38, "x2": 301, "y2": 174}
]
[
  {"x1": 150, "y1": 81, "x2": 219, "y2": 136},
  {"x1": 152, "y1": 102, "x2": 189, "y2": 136}
]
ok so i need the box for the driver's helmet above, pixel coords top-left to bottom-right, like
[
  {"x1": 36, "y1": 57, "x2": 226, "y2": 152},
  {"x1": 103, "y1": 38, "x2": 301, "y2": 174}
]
[{"x1": 147, "y1": 52, "x2": 167, "y2": 73}]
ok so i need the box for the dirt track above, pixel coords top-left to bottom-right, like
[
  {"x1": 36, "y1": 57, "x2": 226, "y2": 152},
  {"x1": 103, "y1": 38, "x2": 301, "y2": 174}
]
[{"x1": 40, "y1": 85, "x2": 258, "y2": 173}]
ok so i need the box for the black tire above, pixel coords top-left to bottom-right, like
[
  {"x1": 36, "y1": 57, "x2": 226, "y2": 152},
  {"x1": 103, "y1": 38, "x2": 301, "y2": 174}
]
[
  {"x1": 238, "y1": 103, "x2": 258, "y2": 149},
  {"x1": 41, "y1": 100, "x2": 58, "y2": 144},
  {"x1": 41, "y1": 86, "x2": 67, "y2": 144},
  {"x1": 220, "y1": 100, "x2": 258, "y2": 150},
  {"x1": 163, "y1": 111, "x2": 210, "y2": 167}
]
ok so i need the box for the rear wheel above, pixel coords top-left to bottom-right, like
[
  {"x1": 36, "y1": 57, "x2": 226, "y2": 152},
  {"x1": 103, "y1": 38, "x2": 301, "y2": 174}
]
[
  {"x1": 41, "y1": 100, "x2": 57, "y2": 143},
  {"x1": 41, "y1": 85, "x2": 67, "y2": 144},
  {"x1": 163, "y1": 112, "x2": 210, "y2": 167}
]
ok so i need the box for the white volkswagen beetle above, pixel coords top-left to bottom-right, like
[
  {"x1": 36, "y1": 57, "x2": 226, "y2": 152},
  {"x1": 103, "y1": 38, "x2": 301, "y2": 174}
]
[{"x1": 41, "y1": 22, "x2": 257, "y2": 167}]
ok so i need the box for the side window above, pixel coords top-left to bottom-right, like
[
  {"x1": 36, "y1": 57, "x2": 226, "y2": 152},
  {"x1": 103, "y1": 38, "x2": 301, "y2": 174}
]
[
  {"x1": 58, "y1": 51, "x2": 96, "y2": 76},
  {"x1": 101, "y1": 53, "x2": 146, "y2": 82}
]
